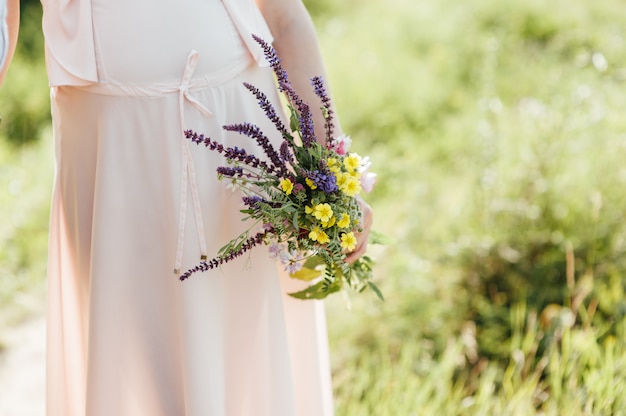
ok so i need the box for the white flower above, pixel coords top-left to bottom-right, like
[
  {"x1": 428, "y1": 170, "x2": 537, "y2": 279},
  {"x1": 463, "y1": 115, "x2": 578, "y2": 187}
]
[
  {"x1": 284, "y1": 258, "x2": 304, "y2": 274},
  {"x1": 268, "y1": 242, "x2": 283, "y2": 259},
  {"x1": 358, "y1": 156, "x2": 377, "y2": 192},
  {"x1": 268, "y1": 243, "x2": 304, "y2": 273},
  {"x1": 361, "y1": 172, "x2": 377, "y2": 193}
]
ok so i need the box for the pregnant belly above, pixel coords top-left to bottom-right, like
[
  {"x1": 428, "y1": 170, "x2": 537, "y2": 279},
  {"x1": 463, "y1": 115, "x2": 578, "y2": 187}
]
[{"x1": 91, "y1": 0, "x2": 250, "y2": 84}]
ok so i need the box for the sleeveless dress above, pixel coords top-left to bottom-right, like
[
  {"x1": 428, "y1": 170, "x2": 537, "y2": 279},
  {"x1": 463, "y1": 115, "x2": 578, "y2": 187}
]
[{"x1": 41, "y1": 1, "x2": 334, "y2": 415}]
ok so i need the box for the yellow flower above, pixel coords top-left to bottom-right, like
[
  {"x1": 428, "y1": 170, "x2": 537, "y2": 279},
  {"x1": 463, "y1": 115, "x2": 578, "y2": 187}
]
[
  {"x1": 344, "y1": 153, "x2": 362, "y2": 173},
  {"x1": 327, "y1": 158, "x2": 340, "y2": 173},
  {"x1": 280, "y1": 178, "x2": 294, "y2": 195},
  {"x1": 305, "y1": 177, "x2": 317, "y2": 190},
  {"x1": 340, "y1": 176, "x2": 362, "y2": 197},
  {"x1": 317, "y1": 230, "x2": 330, "y2": 244},
  {"x1": 335, "y1": 171, "x2": 347, "y2": 188},
  {"x1": 322, "y1": 216, "x2": 336, "y2": 228},
  {"x1": 309, "y1": 227, "x2": 330, "y2": 244},
  {"x1": 305, "y1": 205, "x2": 313, "y2": 215},
  {"x1": 349, "y1": 170, "x2": 362, "y2": 179},
  {"x1": 340, "y1": 232, "x2": 357, "y2": 251},
  {"x1": 337, "y1": 213, "x2": 351, "y2": 229},
  {"x1": 309, "y1": 227, "x2": 320, "y2": 241},
  {"x1": 313, "y1": 203, "x2": 333, "y2": 223}
]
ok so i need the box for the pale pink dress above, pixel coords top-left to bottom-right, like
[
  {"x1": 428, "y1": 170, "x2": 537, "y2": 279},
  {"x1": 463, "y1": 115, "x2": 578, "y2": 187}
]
[{"x1": 41, "y1": 0, "x2": 333, "y2": 415}]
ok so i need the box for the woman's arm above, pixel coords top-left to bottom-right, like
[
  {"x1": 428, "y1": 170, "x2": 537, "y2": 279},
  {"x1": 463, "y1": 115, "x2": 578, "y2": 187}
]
[
  {"x1": 255, "y1": 0, "x2": 373, "y2": 262},
  {"x1": 0, "y1": 0, "x2": 19, "y2": 87},
  {"x1": 254, "y1": 0, "x2": 341, "y2": 140}
]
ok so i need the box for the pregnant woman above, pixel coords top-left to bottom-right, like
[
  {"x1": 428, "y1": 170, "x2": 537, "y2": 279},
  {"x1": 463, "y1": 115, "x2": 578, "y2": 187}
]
[{"x1": 3, "y1": 0, "x2": 373, "y2": 414}]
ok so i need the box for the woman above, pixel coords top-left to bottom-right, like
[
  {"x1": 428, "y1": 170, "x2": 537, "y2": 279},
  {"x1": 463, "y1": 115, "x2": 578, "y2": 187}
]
[{"x1": 4, "y1": 0, "x2": 372, "y2": 414}]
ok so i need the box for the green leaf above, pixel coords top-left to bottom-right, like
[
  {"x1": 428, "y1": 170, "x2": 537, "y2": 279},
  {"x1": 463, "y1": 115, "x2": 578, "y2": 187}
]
[
  {"x1": 368, "y1": 281, "x2": 385, "y2": 301},
  {"x1": 288, "y1": 280, "x2": 341, "y2": 300},
  {"x1": 289, "y1": 107, "x2": 300, "y2": 132},
  {"x1": 289, "y1": 266, "x2": 323, "y2": 281},
  {"x1": 302, "y1": 255, "x2": 326, "y2": 269}
]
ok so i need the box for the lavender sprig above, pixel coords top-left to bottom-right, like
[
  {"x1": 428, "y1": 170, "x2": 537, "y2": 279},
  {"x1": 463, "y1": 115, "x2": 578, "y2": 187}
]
[
  {"x1": 311, "y1": 76, "x2": 335, "y2": 146},
  {"x1": 243, "y1": 82, "x2": 290, "y2": 141},
  {"x1": 252, "y1": 34, "x2": 289, "y2": 92},
  {"x1": 252, "y1": 34, "x2": 317, "y2": 148},
  {"x1": 242, "y1": 195, "x2": 265, "y2": 208},
  {"x1": 242, "y1": 195, "x2": 282, "y2": 209},
  {"x1": 179, "y1": 230, "x2": 270, "y2": 281},
  {"x1": 223, "y1": 123, "x2": 288, "y2": 176},
  {"x1": 217, "y1": 166, "x2": 244, "y2": 178},
  {"x1": 185, "y1": 130, "x2": 277, "y2": 174},
  {"x1": 279, "y1": 140, "x2": 294, "y2": 164},
  {"x1": 298, "y1": 104, "x2": 316, "y2": 148}
]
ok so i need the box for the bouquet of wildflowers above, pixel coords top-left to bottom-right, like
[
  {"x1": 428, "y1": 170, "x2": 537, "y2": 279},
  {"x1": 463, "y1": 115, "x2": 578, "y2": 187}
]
[{"x1": 180, "y1": 35, "x2": 381, "y2": 300}]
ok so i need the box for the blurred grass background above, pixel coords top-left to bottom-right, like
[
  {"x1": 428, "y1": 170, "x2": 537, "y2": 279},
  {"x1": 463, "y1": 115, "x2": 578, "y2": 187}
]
[{"x1": 2, "y1": 0, "x2": 626, "y2": 414}]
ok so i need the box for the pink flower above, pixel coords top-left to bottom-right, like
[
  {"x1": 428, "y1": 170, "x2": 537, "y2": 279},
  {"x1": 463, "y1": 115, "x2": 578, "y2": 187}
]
[
  {"x1": 293, "y1": 183, "x2": 305, "y2": 194},
  {"x1": 333, "y1": 135, "x2": 352, "y2": 156}
]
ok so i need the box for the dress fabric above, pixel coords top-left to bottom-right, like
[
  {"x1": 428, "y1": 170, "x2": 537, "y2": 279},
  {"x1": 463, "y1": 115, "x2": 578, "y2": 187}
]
[{"x1": 43, "y1": 1, "x2": 334, "y2": 415}]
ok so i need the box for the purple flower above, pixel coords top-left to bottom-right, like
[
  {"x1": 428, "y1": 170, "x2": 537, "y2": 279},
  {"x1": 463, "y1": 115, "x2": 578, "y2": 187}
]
[
  {"x1": 252, "y1": 35, "x2": 317, "y2": 148},
  {"x1": 185, "y1": 130, "x2": 277, "y2": 174},
  {"x1": 242, "y1": 195, "x2": 264, "y2": 208},
  {"x1": 179, "y1": 230, "x2": 269, "y2": 281},
  {"x1": 309, "y1": 170, "x2": 338, "y2": 194},
  {"x1": 298, "y1": 104, "x2": 316, "y2": 148},
  {"x1": 279, "y1": 140, "x2": 294, "y2": 164},
  {"x1": 311, "y1": 76, "x2": 335, "y2": 142},
  {"x1": 243, "y1": 82, "x2": 290, "y2": 142},
  {"x1": 252, "y1": 34, "x2": 289, "y2": 92},
  {"x1": 217, "y1": 166, "x2": 244, "y2": 178},
  {"x1": 223, "y1": 123, "x2": 288, "y2": 175}
]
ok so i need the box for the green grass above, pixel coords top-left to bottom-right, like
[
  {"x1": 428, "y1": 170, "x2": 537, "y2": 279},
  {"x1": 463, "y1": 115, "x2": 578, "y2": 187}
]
[
  {"x1": 311, "y1": 0, "x2": 626, "y2": 413},
  {"x1": 0, "y1": 135, "x2": 52, "y2": 341},
  {"x1": 2, "y1": 0, "x2": 626, "y2": 413},
  {"x1": 0, "y1": 1, "x2": 51, "y2": 338}
]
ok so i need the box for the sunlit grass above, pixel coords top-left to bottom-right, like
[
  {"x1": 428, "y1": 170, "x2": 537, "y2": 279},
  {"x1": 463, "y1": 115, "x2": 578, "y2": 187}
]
[{"x1": 312, "y1": 0, "x2": 626, "y2": 413}]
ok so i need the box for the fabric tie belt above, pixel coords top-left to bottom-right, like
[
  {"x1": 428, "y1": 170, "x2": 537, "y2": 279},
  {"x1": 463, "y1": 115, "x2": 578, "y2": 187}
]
[
  {"x1": 70, "y1": 51, "x2": 251, "y2": 277},
  {"x1": 174, "y1": 51, "x2": 212, "y2": 275}
]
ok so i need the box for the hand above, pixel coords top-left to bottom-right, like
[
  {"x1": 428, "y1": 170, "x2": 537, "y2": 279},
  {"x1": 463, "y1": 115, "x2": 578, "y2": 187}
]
[{"x1": 346, "y1": 197, "x2": 373, "y2": 264}]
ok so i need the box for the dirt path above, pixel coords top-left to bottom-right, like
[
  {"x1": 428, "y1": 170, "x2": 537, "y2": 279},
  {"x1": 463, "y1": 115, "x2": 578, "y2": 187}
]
[{"x1": 0, "y1": 316, "x2": 46, "y2": 416}]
